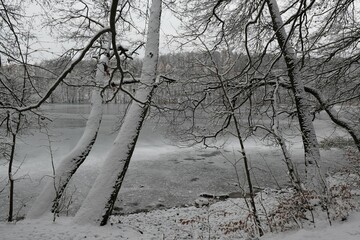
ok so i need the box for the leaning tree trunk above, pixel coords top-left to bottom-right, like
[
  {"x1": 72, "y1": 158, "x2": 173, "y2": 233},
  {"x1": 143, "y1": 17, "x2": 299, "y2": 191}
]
[
  {"x1": 73, "y1": 0, "x2": 162, "y2": 226},
  {"x1": 304, "y1": 86, "x2": 360, "y2": 152},
  {"x1": 26, "y1": 52, "x2": 109, "y2": 219},
  {"x1": 266, "y1": 0, "x2": 323, "y2": 190},
  {"x1": 276, "y1": 80, "x2": 360, "y2": 152}
]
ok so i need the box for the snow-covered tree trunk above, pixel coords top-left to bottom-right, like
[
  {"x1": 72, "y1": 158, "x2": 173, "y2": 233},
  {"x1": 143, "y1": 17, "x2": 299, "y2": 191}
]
[
  {"x1": 26, "y1": 51, "x2": 109, "y2": 219},
  {"x1": 266, "y1": 0, "x2": 325, "y2": 192},
  {"x1": 73, "y1": 0, "x2": 162, "y2": 226},
  {"x1": 266, "y1": 0, "x2": 321, "y2": 170}
]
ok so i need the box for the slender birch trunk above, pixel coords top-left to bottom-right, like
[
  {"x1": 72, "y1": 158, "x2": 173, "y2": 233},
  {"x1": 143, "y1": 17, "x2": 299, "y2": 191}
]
[
  {"x1": 271, "y1": 82, "x2": 302, "y2": 191},
  {"x1": 266, "y1": 0, "x2": 322, "y2": 188},
  {"x1": 73, "y1": 0, "x2": 162, "y2": 226},
  {"x1": 7, "y1": 126, "x2": 18, "y2": 222},
  {"x1": 26, "y1": 51, "x2": 109, "y2": 219}
]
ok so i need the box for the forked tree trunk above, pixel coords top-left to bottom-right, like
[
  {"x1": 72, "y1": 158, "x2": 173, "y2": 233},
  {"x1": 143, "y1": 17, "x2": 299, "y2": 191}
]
[
  {"x1": 26, "y1": 53, "x2": 109, "y2": 219},
  {"x1": 266, "y1": 0, "x2": 323, "y2": 189},
  {"x1": 73, "y1": 0, "x2": 162, "y2": 226}
]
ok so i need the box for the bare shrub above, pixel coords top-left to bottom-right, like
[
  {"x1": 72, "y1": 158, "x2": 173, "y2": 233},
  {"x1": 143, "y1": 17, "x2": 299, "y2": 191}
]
[
  {"x1": 268, "y1": 190, "x2": 318, "y2": 231},
  {"x1": 327, "y1": 183, "x2": 355, "y2": 221},
  {"x1": 319, "y1": 136, "x2": 355, "y2": 150}
]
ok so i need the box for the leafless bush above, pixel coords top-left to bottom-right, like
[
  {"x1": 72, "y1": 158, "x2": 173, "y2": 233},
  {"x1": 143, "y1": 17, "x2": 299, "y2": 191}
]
[
  {"x1": 319, "y1": 136, "x2": 355, "y2": 150},
  {"x1": 326, "y1": 183, "x2": 355, "y2": 221},
  {"x1": 268, "y1": 190, "x2": 318, "y2": 231},
  {"x1": 266, "y1": 172, "x2": 357, "y2": 232}
]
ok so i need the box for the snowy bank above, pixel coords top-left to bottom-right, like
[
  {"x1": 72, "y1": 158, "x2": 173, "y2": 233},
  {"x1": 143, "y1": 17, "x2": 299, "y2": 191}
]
[{"x1": 2, "y1": 174, "x2": 360, "y2": 240}]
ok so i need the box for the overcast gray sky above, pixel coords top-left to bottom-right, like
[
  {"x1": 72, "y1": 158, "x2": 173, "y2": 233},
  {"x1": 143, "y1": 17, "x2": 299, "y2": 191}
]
[{"x1": 26, "y1": 2, "x2": 181, "y2": 62}]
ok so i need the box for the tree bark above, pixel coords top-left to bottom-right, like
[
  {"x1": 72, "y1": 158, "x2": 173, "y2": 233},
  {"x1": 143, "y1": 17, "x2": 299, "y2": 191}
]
[
  {"x1": 7, "y1": 132, "x2": 16, "y2": 222},
  {"x1": 266, "y1": 0, "x2": 320, "y2": 165},
  {"x1": 266, "y1": 0, "x2": 323, "y2": 191},
  {"x1": 6, "y1": 111, "x2": 22, "y2": 222},
  {"x1": 26, "y1": 52, "x2": 109, "y2": 219},
  {"x1": 73, "y1": 0, "x2": 162, "y2": 226}
]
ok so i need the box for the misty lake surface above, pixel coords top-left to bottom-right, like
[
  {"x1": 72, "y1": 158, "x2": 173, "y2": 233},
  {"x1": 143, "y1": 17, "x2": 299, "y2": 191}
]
[{"x1": 0, "y1": 104, "x2": 348, "y2": 219}]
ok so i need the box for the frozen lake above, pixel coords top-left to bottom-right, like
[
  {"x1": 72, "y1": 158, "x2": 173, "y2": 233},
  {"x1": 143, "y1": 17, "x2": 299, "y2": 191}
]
[{"x1": 0, "y1": 104, "x2": 349, "y2": 220}]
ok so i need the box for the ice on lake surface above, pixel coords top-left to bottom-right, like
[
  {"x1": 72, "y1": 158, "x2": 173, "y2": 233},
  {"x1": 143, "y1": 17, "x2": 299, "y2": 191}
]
[{"x1": 0, "y1": 104, "x2": 350, "y2": 220}]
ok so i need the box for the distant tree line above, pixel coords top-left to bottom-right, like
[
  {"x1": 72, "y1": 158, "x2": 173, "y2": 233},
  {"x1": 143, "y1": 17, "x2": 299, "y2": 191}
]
[{"x1": 3, "y1": 51, "x2": 356, "y2": 106}]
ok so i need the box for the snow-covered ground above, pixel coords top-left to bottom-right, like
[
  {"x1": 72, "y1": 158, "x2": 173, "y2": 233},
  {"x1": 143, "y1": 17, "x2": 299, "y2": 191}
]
[
  {"x1": 2, "y1": 209, "x2": 360, "y2": 240},
  {"x1": 2, "y1": 181, "x2": 360, "y2": 239}
]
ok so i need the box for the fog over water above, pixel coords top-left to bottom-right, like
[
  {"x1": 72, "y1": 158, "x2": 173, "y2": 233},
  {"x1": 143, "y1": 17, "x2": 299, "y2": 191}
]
[{"x1": 0, "y1": 104, "x2": 349, "y2": 219}]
